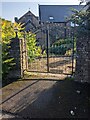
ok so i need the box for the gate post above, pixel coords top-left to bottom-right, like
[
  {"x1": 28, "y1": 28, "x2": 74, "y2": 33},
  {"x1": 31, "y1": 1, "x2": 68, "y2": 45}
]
[
  {"x1": 46, "y1": 24, "x2": 49, "y2": 72},
  {"x1": 20, "y1": 37, "x2": 28, "y2": 78},
  {"x1": 8, "y1": 37, "x2": 22, "y2": 78},
  {"x1": 7, "y1": 34, "x2": 28, "y2": 79},
  {"x1": 71, "y1": 31, "x2": 74, "y2": 75}
]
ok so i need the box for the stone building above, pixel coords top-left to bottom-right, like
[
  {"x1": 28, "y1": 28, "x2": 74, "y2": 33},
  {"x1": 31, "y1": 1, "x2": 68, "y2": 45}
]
[
  {"x1": 39, "y1": 5, "x2": 84, "y2": 43},
  {"x1": 15, "y1": 5, "x2": 84, "y2": 49},
  {"x1": 15, "y1": 10, "x2": 39, "y2": 32},
  {"x1": 15, "y1": 10, "x2": 46, "y2": 51}
]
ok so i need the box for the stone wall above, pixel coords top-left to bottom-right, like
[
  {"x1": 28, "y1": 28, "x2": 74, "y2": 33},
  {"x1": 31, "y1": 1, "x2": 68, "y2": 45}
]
[
  {"x1": 8, "y1": 38, "x2": 21, "y2": 78},
  {"x1": 75, "y1": 35, "x2": 90, "y2": 83},
  {"x1": 7, "y1": 37, "x2": 28, "y2": 79}
]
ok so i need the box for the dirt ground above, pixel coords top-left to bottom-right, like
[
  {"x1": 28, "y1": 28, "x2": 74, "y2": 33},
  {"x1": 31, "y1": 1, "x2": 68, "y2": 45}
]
[
  {"x1": 28, "y1": 56, "x2": 76, "y2": 74},
  {"x1": 1, "y1": 74, "x2": 89, "y2": 119}
]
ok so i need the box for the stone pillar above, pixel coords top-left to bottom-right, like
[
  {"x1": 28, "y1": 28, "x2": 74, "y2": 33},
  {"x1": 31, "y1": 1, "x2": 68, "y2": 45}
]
[
  {"x1": 75, "y1": 36, "x2": 90, "y2": 83},
  {"x1": 20, "y1": 38, "x2": 28, "y2": 77},
  {"x1": 8, "y1": 38, "x2": 22, "y2": 78}
]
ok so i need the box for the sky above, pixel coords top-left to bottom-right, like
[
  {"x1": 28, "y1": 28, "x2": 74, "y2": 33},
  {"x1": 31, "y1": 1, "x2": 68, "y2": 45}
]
[{"x1": 1, "y1": 0, "x2": 86, "y2": 22}]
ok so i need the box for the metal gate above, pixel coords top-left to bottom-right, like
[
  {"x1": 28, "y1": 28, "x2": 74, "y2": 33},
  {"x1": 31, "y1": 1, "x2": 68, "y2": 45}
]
[{"x1": 27, "y1": 22, "x2": 76, "y2": 75}]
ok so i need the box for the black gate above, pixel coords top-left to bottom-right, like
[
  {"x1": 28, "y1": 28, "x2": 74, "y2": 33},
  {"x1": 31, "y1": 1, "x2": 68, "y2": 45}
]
[{"x1": 27, "y1": 22, "x2": 76, "y2": 75}]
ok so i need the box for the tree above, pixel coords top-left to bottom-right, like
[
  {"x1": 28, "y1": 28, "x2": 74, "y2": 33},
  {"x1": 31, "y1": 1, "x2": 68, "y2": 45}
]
[
  {"x1": 1, "y1": 18, "x2": 23, "y2": 80},
  {"x1": 2, "y1": 19, "x2": 14, "y2": 79},
  {"x1": 26, "y1": 31, "x2": 42, "y2": 62}
]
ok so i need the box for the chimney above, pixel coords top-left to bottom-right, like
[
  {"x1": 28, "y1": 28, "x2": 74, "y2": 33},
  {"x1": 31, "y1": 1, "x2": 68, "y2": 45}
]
[{"x1": 14, "y1": 17, "x2": 18, "y2": 23}]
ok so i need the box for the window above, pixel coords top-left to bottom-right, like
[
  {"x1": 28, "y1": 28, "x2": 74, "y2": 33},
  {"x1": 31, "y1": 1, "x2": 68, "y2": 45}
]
[
  {"x1": 70, "y1": 22, "x2": 75, "y2": 27},
  {"x1": 71, "y1": 22, "x2": 79, "y2": 27},
  {"x1": 49, "y1": 16, "x2": 54, "y2": 20}
]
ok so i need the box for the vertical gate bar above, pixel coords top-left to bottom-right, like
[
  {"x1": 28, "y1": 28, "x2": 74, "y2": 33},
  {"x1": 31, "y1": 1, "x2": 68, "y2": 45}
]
[
  {"x1": 72, "y1": 31, "x2": 74, "y2": 75},
  {"x1": 64, "y1": 22, "x2": 67, "y2": 39},
  {"x1": 24, "y1": 32, "x2": 28, "y2": 71},
  {"x1": 25, "y1": 33, "x2": 28, "y2": 71},
  {"x1": 64, "y1": 22, "x2": 67, "y2": 74},
  {"x1": 21, "y1": 39, "x2": 24, "y2": 78},
  {"x1": 46, "y1": 24, "x2": 49, "y2": 72}
]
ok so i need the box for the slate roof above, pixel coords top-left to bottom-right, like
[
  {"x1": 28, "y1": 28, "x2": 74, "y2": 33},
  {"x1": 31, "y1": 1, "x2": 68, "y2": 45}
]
[
  {"x1": 39, "y1": 5, "x2": 84, "y2": 23},
  {"x1": 15, "y1": 10, "x2": 39, "y2": 32},
  {"x1": 18, "y1": 10, "x2": 38, "y2": 22}
]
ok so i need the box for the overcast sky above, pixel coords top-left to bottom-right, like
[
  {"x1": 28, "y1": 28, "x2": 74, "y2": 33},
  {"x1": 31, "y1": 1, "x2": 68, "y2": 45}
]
[{"x1": 1, "y1": 0, "x2": 86, "y2": 22}]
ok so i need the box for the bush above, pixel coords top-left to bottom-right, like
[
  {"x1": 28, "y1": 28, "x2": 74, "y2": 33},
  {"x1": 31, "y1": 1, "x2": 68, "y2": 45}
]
[
  {"x1": 49, "y1": 46, "x2": 66, "y2": 55},
  {"x1": 49, "y1": 45, "x2": 72, "y2": 55},
  {"x1": 53, "y1": 38, "x2": 73, "y2": 46},
  {"x1": 49, "y1": 38, "x2": 76, "y2": 55},
  {"x1": 26, "y1": 32, "x2": 43, "y2": 62},
  {"x1": 1, "y1": 19, "x2": 23, "y2": 80},
  {"x1": 2, "y1": 19, "x2": 14, "y2": 79}
]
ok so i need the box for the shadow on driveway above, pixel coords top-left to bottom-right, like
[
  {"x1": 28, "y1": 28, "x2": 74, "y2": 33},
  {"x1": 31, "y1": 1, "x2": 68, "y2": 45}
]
[{"x1": 2, "y1": 78, "x2": 89, "y2": 119}]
